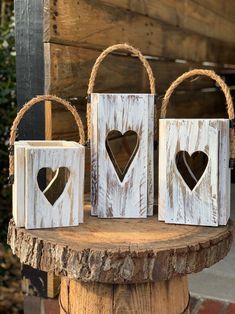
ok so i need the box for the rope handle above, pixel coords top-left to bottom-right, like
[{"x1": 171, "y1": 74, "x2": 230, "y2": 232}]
[
  {"x1": 160, "y1": 69, "x2": 234, "y2": 119},
  {"x1": 86, "y1": 43, "x2": 156, "y2": 140},
  {"x1": 9, "y1": 95, "x2": 85, "y2": 180},
  {"x1": 160, "y1": 69, "x2": 235, "y2": 160}
]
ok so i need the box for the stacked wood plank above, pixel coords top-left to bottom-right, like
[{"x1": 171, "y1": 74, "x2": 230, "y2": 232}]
[
  {"x1": 42, "y1": 0, "x2": 235, "y2": 192},
  {"x1": 44, "y1": 0, "x2": 235, "y2": 126}
]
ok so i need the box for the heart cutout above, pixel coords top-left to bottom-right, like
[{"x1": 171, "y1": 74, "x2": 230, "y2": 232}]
[
  {"x1": 105, "y1": 130, "x2": 139, "y2": 182},
  {"x1": 175, "y1": 151, "x2": 208, "y2": 190},
  {"x1": 37, "y1": 167, "x2": 70, "y2": 205}
]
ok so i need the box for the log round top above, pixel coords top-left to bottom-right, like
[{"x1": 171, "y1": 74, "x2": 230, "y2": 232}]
[{"x1": 8, "y1": 204, "x2": 233, "y2": 284}]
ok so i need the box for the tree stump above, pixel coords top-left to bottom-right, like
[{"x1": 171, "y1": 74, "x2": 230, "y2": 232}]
[
  {"x1": 59, "y1": 276, "x2": 189, "y2": 314},
  {"x1": 8, "y1": 204, "x2": 234, "y2": 314}
]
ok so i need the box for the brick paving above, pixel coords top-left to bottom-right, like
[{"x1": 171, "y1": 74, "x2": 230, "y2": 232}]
[{"x1": 190, "y1": 297, "x2": 235, "y2": 314}]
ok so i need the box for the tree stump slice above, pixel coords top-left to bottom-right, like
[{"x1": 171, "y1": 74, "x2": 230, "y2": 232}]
[
  {"x1": 8, "y1": 204, "x2": 233, "y2": 284},
  {"x1": 8, "y1": 204, "x2": 233, "y2": 313}
]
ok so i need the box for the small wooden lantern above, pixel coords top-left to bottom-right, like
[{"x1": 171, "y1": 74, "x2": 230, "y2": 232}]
[
  {"x1": 158, "y1": 69, "x2": 234, "y2": 226},
  {"x1": 87, "y1": 44, "x2": 155, "y2": 218},
  {"x1": 10, "y1": 95, "x2": 85, "y2": 229}
]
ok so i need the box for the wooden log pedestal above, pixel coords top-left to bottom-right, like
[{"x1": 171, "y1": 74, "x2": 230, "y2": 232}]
[{"x1": 8, "y1": 204, "x2": 233, "y2": 314}]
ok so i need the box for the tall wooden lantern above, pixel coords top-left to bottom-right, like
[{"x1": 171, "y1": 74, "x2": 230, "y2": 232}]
[
  {"x1": 87, "y1": 44, "x2": 155, "y2": 218},
  {"x1": 158, "y1": 69, "x2": 234, "y2": 226},
  {"x1": 10, "y1": 95, "x2": 85, "y2": 229}
]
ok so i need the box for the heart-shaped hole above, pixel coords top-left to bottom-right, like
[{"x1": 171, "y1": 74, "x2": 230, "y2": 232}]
[
  {"x1": 105, "y1": 130, "x2": 139, "y2": 182},
  {"x1": 37, "y1": 167, "x2": 70, "y2": 205},
  {"x1": 175, "y1": 151, "x2": 208, "y2": 190}
]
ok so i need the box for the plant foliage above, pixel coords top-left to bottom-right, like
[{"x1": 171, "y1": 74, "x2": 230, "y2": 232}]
[{"x1": 0, "y1": 0, "x2": 16, "y2": 201}]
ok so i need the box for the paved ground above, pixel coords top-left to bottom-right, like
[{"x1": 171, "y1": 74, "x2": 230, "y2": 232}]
[
  {"x1": 189, "y1": 297, "x2": 235, "y2": 314},
  {"x1": 189, "y1": 184, "x2": 235, "y2": 304}
]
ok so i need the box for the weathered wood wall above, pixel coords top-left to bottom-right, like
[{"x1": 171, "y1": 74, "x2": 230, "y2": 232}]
[{"x1": 42, "y1": 0, "x2": 235, "y2": 192}]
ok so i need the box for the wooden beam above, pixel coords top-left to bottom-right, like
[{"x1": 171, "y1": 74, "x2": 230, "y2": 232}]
[
  {"x1": 99, "y1": 0, "x2": 235, "y2": 44},
  {"x1": 15, "y1": 0, "x2": 45, "y2": 139},
  {"x1": 193, "y1": 0, "x2": 235, "y2": 23},
  {"x1": 44, "y1": 0, "x2": 235, "y2": 64},
  {"x1": 44, "y1": 43, "x2": 225, "y2": 99}
]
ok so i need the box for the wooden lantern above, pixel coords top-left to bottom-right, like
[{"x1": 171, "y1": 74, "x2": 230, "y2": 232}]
[
  {"x1": 158, "y1": 69, "x2": 234, "y2": 226},
  {"x1": 87, "y1": 44, "x2": 155, "y2": 218},
  {"x1": 10, "y1": 95, "x2": 85, "y2": 229}
]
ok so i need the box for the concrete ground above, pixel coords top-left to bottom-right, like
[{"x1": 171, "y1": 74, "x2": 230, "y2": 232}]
[{"x1": 189, "y1": 184, "x2": 235, "y2": 303}]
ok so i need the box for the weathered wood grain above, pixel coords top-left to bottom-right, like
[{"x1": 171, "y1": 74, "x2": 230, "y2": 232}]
[
  {"x1": 44, "y1": 42, "x2": 227, "y2": 140},
  {"x1": 13, "y1": 140, "x2": 85, "y2": 229},
  {"x1": 91, "y1": 0, "x2": 235, "y2": 44},
  {"x1": 7, "y1": 203, "x2": 234, "y2": 283},
  {"x1": 218, "y1": 121, "x2": 231, "y2": 225},
  {"x1": 13, "y1": 143, "x2": 26, "y2": 227},
  {"x1": 60, "y1": 277, "x2": 69, "y2": 313},
  {"x1": 158, "y1": 119, "x2": 230, "y2": 226},
  {"x1": 59, "y1": 276, "x2": 189, "y2": 314},
  {"x1": 44, "y1": 0, "x2": 235, "y2": 64},
  {"x1": 90, "y1": 94, "x2": 99, "y2": 216},
  {"x1": 44, "y1": 43, "x2": 226, "y2": 99},
  {"x1": 193, "y1": 0, "x2": 235, "y2": 23},
  {"x1": 113, "y1": 276, "x2": 189, "y2": 314},
  {"x1": 68, "y1": 280, "x2": 113, "y2": 314},
  {"x1": 91, "y1": 94, "x2": 154, "y2": 218},
  {"x1": 43, "y1": 41, "x2": 227, "y2": 141},
  {"x1": 26, "y1": 141, "x2": 84, "y2": 229},
  {"x1": 147, "y1": 94, "x2": 154, "y2": 215}
]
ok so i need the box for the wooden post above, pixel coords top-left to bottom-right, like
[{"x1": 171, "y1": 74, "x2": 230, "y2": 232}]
[
  {"x1": 14, "y1": 0, "x2": 45, "y2": 139},
  {"x1": 60, "y1": 276, "x2": 189, "y2": 314}
]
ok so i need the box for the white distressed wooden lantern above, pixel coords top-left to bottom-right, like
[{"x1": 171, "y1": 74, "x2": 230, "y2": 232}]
[
  {"x1": 10, "y1": 95, "x2": 85, "y2": 229},
  {"x1": 158, "y1": 69, "x2": 234, "y2": 226},
  {"x1": 87, "y1": 44, "x2": 155, "y2": 218}
]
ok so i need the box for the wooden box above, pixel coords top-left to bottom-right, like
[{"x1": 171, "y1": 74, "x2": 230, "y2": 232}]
[
  {"x1": 158, "y1": 119, "x2": 230, "y2": 226},
  {"x1": 91, "y1": 93, "x2": 154, "y2": 218},
  {"x1": 158, "y1": 69, "x2": 235, "y2": 226},
  {"x1": 13, "y1": 140, "x2": 85, "y2": 229},
  {"x1": 87, "y1": 43, "x2": 156, "y2": 219}
]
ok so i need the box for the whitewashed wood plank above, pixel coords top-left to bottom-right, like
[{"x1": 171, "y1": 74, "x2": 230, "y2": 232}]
[
  {"x1": 147, "y1": 96, "x2": 154, "y2": 215},
  {"x1": 78, "y1": 144, "x2": 85, "y2": 223},
  {"x1": 218, "y1": 120, "x2": 230, "y2": 225},
  {"x1": 93, "y1": 93, "x2": 153, "y2": 218},
  {"x1": 12, "y1": 142, "x2": 27, "y2": 227},
  {"x1": 159, "y1": 119, "x2": 220, "y2": 226},
  {"x1": 24, "y1": 141, "x2": 84, "y2": 229},
  {"x1": 91, "y1": 97, "x2": 98, "y2": 216},
  {"x1": 91, "y1": 94, "x2": 154, "y2": 217},
  {"x1": 158, "y1": 121, "x2": 167, "y2": 221}
]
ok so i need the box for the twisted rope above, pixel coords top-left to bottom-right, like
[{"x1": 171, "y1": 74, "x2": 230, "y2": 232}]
[
  {"x1": 9, "y1": 95, "x2": 85, "y2": 178},
  {"x1": 86, "y1": 43, "x2": 156, "y2": 140},
  {"x1": 160, "y1": 69, "x2": 235, "y2": 158}
]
